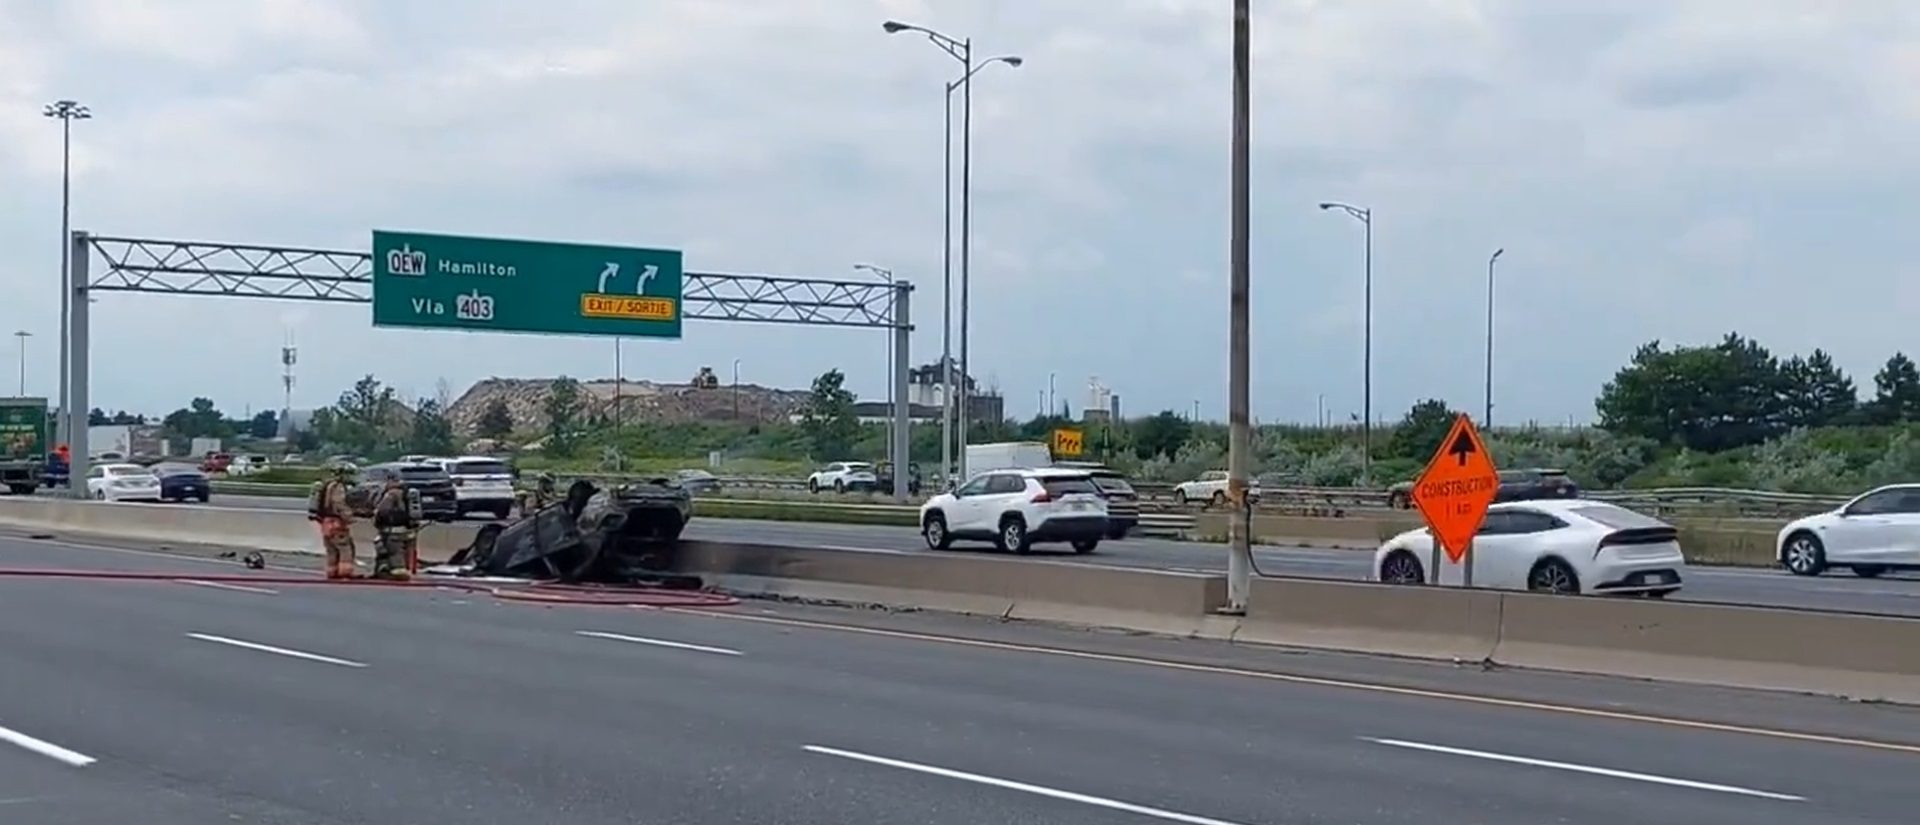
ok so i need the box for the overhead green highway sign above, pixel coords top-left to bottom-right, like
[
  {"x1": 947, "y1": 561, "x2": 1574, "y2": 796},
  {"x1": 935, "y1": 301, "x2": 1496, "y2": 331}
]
[{"x1": 371, "y1": 230, "x2": 684, "y2": 338}]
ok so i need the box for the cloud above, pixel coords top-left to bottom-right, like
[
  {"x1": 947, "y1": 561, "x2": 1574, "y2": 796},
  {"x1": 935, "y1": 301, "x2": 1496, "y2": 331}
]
[{"x1": 1, "y1": 0, "x2": 1918, "y2": 426}]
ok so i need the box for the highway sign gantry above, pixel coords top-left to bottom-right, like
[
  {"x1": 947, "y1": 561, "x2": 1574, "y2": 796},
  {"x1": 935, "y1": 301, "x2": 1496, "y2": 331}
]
[
  {"x1": 1409, "y1": 413, "x2": 1500, "y2": 566},
  {"x1": 371, "y1": 230, "x2": 684, "y2": 338}
]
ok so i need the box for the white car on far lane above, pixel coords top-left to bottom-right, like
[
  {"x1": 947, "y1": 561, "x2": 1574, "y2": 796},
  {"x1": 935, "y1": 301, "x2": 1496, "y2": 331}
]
[
  {"x1": 86, "y1": 462, "x2": 163, "y2": 503},
  {"x1": 807, "y1": 462, "x2": 877, "y2": 494},
  {"x1": 1777, "y1": 483, "x2": 1920, "y2": 578},
  {"x1": 1372, "y1": 499, "x2": 1686, "y2": 596}
]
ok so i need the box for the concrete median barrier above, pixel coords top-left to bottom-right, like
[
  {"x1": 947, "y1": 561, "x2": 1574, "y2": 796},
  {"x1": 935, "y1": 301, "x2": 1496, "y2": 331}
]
[
  {"x1": 1491, "y1": 591, "x2": 1920, "y2": 704},
  {"x1": 1229, "y1": 577, "x2": 1504, "y2": 663},
  {"x1": 0, "y1": 497, "x2": 483, "y2": 560},
  {"x1": 674, "y1": 541, "x2": 1232, "y2": 636}
]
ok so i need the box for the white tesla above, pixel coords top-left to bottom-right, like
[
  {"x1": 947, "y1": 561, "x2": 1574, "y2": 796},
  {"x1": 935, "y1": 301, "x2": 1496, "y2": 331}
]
[
  {"x1": 1373, "y1": 499, "x2": 1687, "y2": 596},
  {"x1": 1777, "y1": 483, "x2": 1920, "y2": 578},
  {"x1": 86, "y1": 462, "x2": 163, "y2": 503}
]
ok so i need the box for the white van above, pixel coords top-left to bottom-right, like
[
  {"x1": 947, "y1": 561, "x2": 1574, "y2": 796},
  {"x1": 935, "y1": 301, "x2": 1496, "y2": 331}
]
[{"x1": 963, "y1": 441, "x2": 1054, "y2": 479}]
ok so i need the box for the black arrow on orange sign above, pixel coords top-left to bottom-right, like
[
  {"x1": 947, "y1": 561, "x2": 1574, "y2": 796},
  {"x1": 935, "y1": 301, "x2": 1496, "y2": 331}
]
[{"x1": 1448, "y1": 428, "x2": 1477, "y2": 466}]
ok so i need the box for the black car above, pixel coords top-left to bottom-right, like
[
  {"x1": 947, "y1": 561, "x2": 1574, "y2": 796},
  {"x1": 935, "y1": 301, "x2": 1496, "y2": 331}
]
[
  {"x1": 670, "y1": 469, "x2": 723, "y2": 494},
  {"x1": 874, "y1": 461, "x2": 922, "y2": 496},
  {"x1": 352, "y1": 462, "x2": 459, "y2": 522},
  {"x1": 1494, "y1": 468, "x2": 1580, "y2": 503},
  {"x1": 1054, "y1": 462, "x2": 1139, "y2": 538},
  {"x1": 153, "y1": 463, "x2": 211, "y2": 503}
]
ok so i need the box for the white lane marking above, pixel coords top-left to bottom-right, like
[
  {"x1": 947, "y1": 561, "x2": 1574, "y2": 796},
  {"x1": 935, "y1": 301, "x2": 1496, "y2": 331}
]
[
  {"x1": 1364, "y1": 738, "x2": 1803, "y2": 802},
  {"x1": 174, "y1": 579, "x2": 278, "y2": 595},
  {"x1": 0, "y1": 722, "x2": 96, "y2": 767},
  {"x1": 804, "y1": 745, "x2": 1253, "y2": 825},
  {"x1": 813, "y1": 544, "x2": 911, "y2": 555},
  {"x1": 575, "y1": 630, "x2": 741, "y2": 657},
  {"x1": 185, "y1": 633, "x2": 367, "y2": 668}
]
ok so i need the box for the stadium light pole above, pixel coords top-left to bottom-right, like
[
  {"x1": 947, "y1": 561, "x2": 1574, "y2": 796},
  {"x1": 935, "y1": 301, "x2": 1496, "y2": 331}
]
[
  {"x1": 883, "y1": 18, "x2": 1021, "y2": 487},
  {"x1": 1486, "y1": 247, "x2": 1505, "y2": 429},
  {"x1": 43, "y1": 99, "x2": 90, "y2": 446},
  {"x1": 1319, "y1": 201, "x2": 1372, "y2": 484}
]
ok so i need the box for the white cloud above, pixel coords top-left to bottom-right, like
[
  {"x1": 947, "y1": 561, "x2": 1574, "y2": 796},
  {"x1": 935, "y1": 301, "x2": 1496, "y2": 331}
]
[{"x1": 1, "y1": 0, "x2": 1919, "y2": 423}]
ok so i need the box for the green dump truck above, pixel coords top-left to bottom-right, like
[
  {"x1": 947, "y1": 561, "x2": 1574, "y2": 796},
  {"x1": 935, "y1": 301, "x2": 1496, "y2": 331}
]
[{"x1": 0, "y1": 397, "x2": 48, "y2": 495}]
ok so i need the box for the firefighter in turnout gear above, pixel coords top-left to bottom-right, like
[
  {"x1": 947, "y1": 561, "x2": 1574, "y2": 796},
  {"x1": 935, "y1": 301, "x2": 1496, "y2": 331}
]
[
  {"x1": 371, "y1": 475, "x2": 422, "y2": 580},
  {"x1": 308, "y1": 462, "x2": 359, "y2": 579},
  {"x1": 518, "y1": 472, "x2": 558, "y2": 517}
]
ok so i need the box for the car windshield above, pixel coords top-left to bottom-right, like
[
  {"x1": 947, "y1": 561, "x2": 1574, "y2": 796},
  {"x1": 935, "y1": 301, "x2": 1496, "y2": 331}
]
[
  {"x1": 845, "y1": 463, "x2": 873, "y2": 472},
  {"x1": 450, "y1": 460, "x2": 511, "y2": 476},
  {"x1": 1569, "y1": 504, "x2": 1668, "y2": 530},
  {"x1": 1040, "y1": 476, "x2": 1100, "y2": 496},
  {"x1": 397, "y1": 466, "x2": 450, "y2": 482},
  {"x1": 108, "y1": 466, "x2": 153, "y2": 478},
  {"x1": 154, "y1": 464, "x2": 201, "y2": 476}
]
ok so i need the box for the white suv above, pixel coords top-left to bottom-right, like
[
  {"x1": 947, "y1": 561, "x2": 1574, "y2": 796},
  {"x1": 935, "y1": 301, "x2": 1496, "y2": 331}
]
[
  {"x1": 433, "y1": 456, "x2": 517, "y2": 519},
  {"x1": 808, "y1": 462, "x2": 877, "y2": 494},
  {"x1": 1173, "y1": 470, "x2": 1262, "y2": 507},
  {"x1": 919, "y1": 468, "x2": 1110, "y2": 554}
]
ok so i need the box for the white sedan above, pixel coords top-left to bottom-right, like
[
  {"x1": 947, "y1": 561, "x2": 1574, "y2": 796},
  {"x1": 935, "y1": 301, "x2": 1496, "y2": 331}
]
[
  {"x1": 1777, "y1": 483, "x2": 1920, "y2": 578},
  {"x1": 1373, "y1": 499, "x2": 1686, "y2": 596},
  {"x1": 86, "y1": 463, "x2": 163, "y2": 502}
]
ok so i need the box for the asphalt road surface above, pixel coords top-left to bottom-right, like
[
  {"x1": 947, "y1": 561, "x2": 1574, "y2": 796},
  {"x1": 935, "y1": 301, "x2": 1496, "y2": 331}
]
[
  {"x1": 1, "y1": 534, "x2": 1917, "y2": 824},
  {"x1": 210, "y1": 494, "x2": 1920, "y2": 616}
]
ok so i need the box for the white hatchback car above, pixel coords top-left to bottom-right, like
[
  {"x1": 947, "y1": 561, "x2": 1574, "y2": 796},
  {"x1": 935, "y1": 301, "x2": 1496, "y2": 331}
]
[
  {"x1": 919, "y1": 468, "x2": 1110, "y2": 554},
  {"x1": 1373, "y1": 499, "x2": 1686, "y2": 596},
  {"x1": 86, "y1": 463, "x2": 163, "y2": 503},
  {"x1": 1777, "y1": 483, "x2": 1920, "y2": 578}
]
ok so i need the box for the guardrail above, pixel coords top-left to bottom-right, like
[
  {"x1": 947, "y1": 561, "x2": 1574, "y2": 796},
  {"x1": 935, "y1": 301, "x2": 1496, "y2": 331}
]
[{"x1": 207, "y1": 475, "x2": 1849, "y2": 521}]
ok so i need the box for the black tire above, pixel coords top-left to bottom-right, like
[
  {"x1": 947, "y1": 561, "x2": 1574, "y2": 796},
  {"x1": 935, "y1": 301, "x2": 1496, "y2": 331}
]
[
  {"x1": 1851, "y1": 565, "x2": 1887, "y2": 579},
  {"x1": 197, "y1": 492, "x2": 211, "y2": 503},
  {"x1": 1527, "y1": 558, "x2": 1581, "y2": 594},
  {"x1": 92, "y1": 489, "x2": 105, "y2": 501},
  {"x1": 1209, "y1": 491, "x2": 1227, "y2": 508},
  {"x1": 833, "y1": 479, "x2": 845, "y2": 494},
  {"x1": 1379, "y1": 550, "x2": 1425, "y2": 585},
  {"x1": 1071, "y1": 539, "x2": 1099, "y2": 554},
  {"x1": 1173, "y1": 489, "x2": 1188, "y2": 506},
  {"x1": 7, "y1": 484, "x2": 34, "y2": 496},
  {"x1": 996, "y1": 516, "x2": 1030, "y2": 555},
  {"x1": 1387, "y1": 491, "x2": 1410, "y2": 509},
  {"x1": 807, "y1": 479, "x2": 819, "y2": 494},
  {"x1": 923, "y1": 513, "x2": 952, "y2": 551},
  {"x1": 1781, "y1": 531, "x2": 1826, "y2": 577}
]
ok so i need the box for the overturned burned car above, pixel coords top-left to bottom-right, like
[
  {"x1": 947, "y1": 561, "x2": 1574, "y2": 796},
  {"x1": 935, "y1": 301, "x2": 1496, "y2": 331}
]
[{"x1": 447, "y1": 477, "x2": 693, "y2": 583}]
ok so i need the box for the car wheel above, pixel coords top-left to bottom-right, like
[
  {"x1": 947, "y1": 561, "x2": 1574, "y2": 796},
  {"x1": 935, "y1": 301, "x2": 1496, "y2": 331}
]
[
  {"x1": 197, "y1": 493, "x2": 210, "y2": 503},
  {"x1": 1527, "y1": 558, "x2": 1581, "y2": 595},
  {"x1": 996, "y1": 516, "x2": 1031, "y2": 555},
  {"x1": 1173, "y1": 489, "x2": 1187, "y2": 506},
  {"x1": 1379, "y1": 550, "x2": 1424, "y2": 585},
  {"x1": 833, "y1": 479, "x2": 845, "y2": 494},
  {"x1": 92, "y1": 489, "x2": 105, "y2": 501},
  {"x1": 1071, "y1": 539, "x2": 1099, "y2": 554},
  {"x1": 807, "y1": 479, "x2": 819, "y2": 494},
  {"x1": 1387, "y1": 491, "x2": 1409, "y2": 509},
  {"x1": 1851, "y1": 565, "x2": 1887, "y2": 579},
  {"x1": 923, "y1": 513, "x2": 952, "y2": 551},
  {"x1": 1209, "y1": 491, "x2": 1226, "y2": 508},
  {"x1": 1781, "y1": 532, "x2": 1826, "y2": 577}
]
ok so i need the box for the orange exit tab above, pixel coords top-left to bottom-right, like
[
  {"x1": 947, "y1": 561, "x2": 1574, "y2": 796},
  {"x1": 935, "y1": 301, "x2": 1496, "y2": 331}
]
[{"x1": 1409, "y1": 413, "x2": 1500, "y2": 564}]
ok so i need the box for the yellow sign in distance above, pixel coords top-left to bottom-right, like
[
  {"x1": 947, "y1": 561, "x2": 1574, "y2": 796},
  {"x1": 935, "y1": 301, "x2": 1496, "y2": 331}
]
[{"x1": 1051, "y1": 427, "x2": 1085, "y2": 458}]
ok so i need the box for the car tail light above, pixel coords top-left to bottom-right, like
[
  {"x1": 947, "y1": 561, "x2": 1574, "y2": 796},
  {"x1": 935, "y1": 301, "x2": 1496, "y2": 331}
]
[{"x1": 1030, "y1": 490, "x2": 1053, "y2": 503}]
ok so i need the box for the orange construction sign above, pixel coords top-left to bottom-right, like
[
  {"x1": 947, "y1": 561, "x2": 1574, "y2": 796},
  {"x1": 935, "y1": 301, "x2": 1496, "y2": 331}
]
[{"x1": 1409, "y1": 413, "x2": 1499, "y2": 563}]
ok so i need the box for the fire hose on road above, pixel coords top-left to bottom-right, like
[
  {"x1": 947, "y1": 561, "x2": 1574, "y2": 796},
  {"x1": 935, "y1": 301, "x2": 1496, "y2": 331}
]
[{"x1": 0, "y1": 567, "x2": 741, "y2": 608}]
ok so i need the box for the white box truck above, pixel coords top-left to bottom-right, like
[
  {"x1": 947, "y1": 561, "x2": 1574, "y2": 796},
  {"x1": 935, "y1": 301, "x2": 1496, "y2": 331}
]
[{"x1": 963, "y1": 441, "x2": 1053, "y2": 479}]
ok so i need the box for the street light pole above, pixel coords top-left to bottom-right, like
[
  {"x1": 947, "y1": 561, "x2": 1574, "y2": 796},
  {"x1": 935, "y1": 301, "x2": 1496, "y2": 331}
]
[
  {"x1": 13, "y1": 331, "x2": 30, "y2": 395},
  {"x1": 43, "y1": 100, "x2": 89, "y2": 445},
  {"x1": 1225, "y1": 0, "x2": 1254, "y2": 613},
  {"x1": 883, "y1": 19, "x2": 1020, "y2": 488},
  {"x1": 1486, "y1": 247, "x2": 1504, "y2": 429},
  {"x1": 731, "y1": 358, "x2": 742, "y2": 421},
  {"x1": 1318, "y1": 201, "x2": 1373, "y2": 484}
]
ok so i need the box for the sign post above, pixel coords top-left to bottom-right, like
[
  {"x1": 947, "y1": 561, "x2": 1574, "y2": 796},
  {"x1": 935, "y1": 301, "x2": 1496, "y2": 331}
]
[
  {"x1": 371, "y1": 230, "x2": 684, "y2": 339},
  {"x1": 1051, "y1": 427, "x2": 1084, "y2": 459},
  {"x1": 1408, "y1": 413, "x2": 1499, "y2": 587}
]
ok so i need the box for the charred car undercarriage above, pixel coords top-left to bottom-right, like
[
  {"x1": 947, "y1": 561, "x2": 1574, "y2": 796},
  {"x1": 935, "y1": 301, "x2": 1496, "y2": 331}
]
[{"x1": 445, "y1": 478, "x2": 696, "y2": 585}]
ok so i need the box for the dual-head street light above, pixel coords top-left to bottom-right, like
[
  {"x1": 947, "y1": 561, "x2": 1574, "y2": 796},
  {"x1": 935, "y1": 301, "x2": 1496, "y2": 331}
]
[{"x1": 881, "y1": 19, "x2": 1022, "y2": 488}]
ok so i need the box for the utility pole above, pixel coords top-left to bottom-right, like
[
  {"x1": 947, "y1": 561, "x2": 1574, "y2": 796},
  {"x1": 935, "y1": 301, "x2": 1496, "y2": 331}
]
[
  {"x1": 1225, "y1": 0, "x2": 1254, "y2": 613},
  {"x1": 44, "y1": 100, "x2": 90, "y2": 445},
  {"x1": 1485, "y1": 248, "x2": 1504, "y2": 429},
  {"x1": 13, "y1": 331, "x2": 30, "y2": 395}
]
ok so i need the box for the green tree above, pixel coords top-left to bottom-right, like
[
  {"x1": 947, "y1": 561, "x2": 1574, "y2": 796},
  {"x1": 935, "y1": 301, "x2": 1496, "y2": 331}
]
[
  {"x1": 323, "y1": 375, "x2": 397, "y2": 454},
  {"x1": 1386, "y1": 399, "x2": 1458, "y2": 461},
  {"x1": 1869, "y1": 352, "x2": 1920, "y2": 424},
  {"x1": 544, "y1": 377, "x2": 585, "y2": 456},
  {"x1": 1131, "y1": 411, "x2": 1191, "y2": 460},
  {"x1": 1780, "y1": 349, "x2": 1857, "y2": 429},
  {"x1": 248, "y1": 409, "x2": 279, "y2": 439},
  {"x1": 410, "y1": 398, "x2": 455, "y2": 456},
  {"x1": 162, "y1": 397, "x2": 232, "y2": 439},
  {"x1": 1595, "y1": 333, "x2": 1788, "y2": 452},
  {"x1": 475, "y1": 398, "x2": 514, "y2": 439},
  {"x1": 87, "y1": 408, "x2": 108, "y2": 426},
  {"x1": 799, "y1": 369, "x2": 859, "y2": 459}
]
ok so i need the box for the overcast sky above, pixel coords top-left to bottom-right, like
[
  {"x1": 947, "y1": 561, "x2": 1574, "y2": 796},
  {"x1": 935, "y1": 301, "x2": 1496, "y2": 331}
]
[{"x1": 3, "y1": 0, "x2": 1918, "y2": 426}]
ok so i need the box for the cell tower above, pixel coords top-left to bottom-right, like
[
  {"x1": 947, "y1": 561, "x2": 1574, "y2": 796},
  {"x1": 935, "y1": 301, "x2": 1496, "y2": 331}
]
[{"x1": 280, "y1": 331, "x2": 297, "y2": 438}]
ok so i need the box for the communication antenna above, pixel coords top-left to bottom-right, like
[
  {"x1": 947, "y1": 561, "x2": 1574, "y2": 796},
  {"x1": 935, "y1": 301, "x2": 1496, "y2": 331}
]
[{"x1": 280, "y1": 330, "x2": 297, "y2": 437}]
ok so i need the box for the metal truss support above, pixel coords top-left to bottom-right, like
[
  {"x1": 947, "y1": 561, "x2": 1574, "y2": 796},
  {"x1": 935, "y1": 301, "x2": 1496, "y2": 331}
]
[{"x1": 67, "y1": 233, "x2": 916, "y2": 501}]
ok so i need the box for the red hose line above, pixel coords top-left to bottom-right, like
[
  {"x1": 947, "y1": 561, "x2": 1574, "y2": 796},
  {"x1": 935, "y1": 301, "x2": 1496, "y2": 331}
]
[{"x1": 0, "y1": 568, "x2": 740, "y2": 609}]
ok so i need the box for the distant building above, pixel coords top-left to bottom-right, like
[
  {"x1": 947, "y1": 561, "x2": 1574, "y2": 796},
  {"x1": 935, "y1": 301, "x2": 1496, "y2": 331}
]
[{"x1": 905, "y1": 356, "x2": 1003, "y2": 424}]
